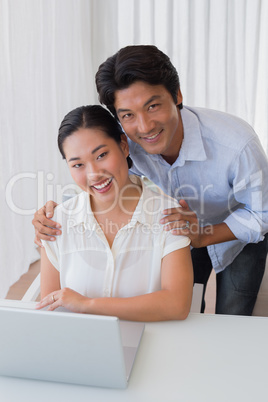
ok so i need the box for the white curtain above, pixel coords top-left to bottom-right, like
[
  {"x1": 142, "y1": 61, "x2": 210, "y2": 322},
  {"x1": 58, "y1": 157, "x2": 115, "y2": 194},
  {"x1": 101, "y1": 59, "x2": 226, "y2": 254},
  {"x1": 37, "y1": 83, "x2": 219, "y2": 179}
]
[
  {"x1": 1, "y1": 0, "x2": 267, "y2": 297},
  {"x1": 0, "y1": 0, "x2": 96, "y2": 297}
]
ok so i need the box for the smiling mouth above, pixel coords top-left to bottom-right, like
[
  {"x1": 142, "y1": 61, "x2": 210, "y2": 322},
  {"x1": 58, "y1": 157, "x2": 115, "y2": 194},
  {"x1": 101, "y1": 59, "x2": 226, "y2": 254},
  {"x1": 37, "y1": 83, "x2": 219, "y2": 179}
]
[
  {"x1": 142, "y1": 130, "x2": 163, "y2": 142},
  {"x1": 91, "y1": 177, "x2": 113, "y2": 191}
]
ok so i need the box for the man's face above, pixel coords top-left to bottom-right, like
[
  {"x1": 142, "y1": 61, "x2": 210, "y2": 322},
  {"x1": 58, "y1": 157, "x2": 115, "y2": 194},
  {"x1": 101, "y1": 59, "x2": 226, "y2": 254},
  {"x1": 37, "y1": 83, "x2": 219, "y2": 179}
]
[{"x1": 114, "y1": 81, "x2": 183, "y2": 163}]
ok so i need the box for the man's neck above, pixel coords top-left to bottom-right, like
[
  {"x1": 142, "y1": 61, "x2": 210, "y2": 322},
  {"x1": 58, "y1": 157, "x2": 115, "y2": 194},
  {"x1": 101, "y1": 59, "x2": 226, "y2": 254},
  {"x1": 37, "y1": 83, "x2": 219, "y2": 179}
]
[
  {"x1": 161, "y1": 114, "x2": 184, "y2": 165},
  {"x1": 161, "y1": 149, "x2": 180, "y2": 165}
]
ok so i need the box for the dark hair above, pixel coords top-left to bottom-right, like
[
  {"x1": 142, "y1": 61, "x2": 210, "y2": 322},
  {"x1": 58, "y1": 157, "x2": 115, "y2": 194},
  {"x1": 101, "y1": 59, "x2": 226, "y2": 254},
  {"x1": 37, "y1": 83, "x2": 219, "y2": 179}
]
[
  {"x1": 95, "y1": 45, "x2": 182, "y2": 117},
  {"x1": 58, "y1": 105, "x2": 133, "y2": 168}
]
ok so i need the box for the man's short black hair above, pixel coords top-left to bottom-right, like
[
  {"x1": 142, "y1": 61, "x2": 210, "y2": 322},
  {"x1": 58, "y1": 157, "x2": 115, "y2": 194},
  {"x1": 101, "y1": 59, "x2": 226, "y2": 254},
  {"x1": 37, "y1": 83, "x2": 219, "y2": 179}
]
[{"x1": 95, "y1": 45, "x2": 182, "y2": 117}]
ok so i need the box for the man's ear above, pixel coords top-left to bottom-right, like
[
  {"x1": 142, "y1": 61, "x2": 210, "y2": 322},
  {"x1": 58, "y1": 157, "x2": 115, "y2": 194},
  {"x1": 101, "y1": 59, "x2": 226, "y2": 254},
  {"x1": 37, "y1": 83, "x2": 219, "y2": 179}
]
[
  {"x1": 120, "y1": 134, "x2": 129, "y2": 157},
  {"x1": 176, "y1": 89, "x2": 183, "y2": 106}
]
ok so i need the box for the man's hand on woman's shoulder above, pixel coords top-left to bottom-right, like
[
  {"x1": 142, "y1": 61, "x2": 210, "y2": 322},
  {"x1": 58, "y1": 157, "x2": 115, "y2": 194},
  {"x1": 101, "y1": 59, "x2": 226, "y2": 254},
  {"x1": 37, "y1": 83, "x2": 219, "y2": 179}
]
[{"x1": 32, "y1": 200, "x2": 61, "y2": 247}]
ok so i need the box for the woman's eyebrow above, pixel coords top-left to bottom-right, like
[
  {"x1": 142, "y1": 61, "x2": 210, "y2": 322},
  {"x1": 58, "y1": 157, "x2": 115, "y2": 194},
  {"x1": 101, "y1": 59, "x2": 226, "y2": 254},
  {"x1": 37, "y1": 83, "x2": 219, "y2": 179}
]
[
  {"x1": 68, "y1": 156, "x2": 80, "y2": 162},
  {"x1": 68, "y1": 145, "x2": 107, "y2": 162},
  {"x1": 92, "y1": 144, "x2": 106, "y2": 154}
]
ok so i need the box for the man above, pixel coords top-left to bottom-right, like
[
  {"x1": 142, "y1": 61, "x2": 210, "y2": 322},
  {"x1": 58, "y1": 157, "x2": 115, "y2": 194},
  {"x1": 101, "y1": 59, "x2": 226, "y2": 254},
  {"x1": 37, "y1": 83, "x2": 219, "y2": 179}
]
[{"x1": 33, "y1": 45, "x2": 268, "y2": 315}]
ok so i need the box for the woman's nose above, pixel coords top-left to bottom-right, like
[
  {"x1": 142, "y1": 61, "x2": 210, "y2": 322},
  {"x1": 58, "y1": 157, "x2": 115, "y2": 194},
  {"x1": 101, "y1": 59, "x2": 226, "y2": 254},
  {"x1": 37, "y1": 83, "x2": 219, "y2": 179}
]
[{"x1": 85, "y1": 163, "x2": 98, "y2": 180}]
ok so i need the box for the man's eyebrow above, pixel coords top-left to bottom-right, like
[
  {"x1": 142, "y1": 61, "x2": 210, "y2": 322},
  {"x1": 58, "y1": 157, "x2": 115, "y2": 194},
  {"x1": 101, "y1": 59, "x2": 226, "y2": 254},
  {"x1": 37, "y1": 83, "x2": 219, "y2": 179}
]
[
  {"x1": 67, "y1": 145, "x2": 106, "y2": 162},
  {"x1": 117, "y1": 95, "x2": 162, "y2": 114},
  {"x1": 143, "y1": 95, "x2": 161, "y2": 107},
  {"x1": 117, "y1": 107, "x2": 131, "y2": 114}
]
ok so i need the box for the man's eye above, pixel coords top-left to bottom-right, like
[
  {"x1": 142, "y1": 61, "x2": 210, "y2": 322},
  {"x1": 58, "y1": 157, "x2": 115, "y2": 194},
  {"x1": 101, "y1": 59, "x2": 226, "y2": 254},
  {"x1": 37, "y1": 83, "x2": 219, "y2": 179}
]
[
  {"x1": 73, "y1": 164, "x2": 82, "y2": 168},
  {"x1": 122, "y1": 113, "x2": 132, "y2": 119},
  {"x1": 148, "y1": 104, "x2": 159, "y2": 110}
]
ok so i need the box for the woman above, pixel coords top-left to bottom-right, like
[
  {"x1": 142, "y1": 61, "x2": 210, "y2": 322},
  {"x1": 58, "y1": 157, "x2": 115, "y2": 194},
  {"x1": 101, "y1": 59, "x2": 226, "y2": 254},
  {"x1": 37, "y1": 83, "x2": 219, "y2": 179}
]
[{"x1": 36, "y1": 105, "x2": 193, "y2": 321}]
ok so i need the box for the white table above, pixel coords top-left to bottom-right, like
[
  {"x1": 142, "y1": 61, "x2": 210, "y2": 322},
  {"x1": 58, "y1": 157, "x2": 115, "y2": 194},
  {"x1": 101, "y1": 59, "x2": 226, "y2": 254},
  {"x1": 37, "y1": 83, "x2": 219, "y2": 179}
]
[{"x1": 1, "y1": 313, "x2": 267, "y2": 402}]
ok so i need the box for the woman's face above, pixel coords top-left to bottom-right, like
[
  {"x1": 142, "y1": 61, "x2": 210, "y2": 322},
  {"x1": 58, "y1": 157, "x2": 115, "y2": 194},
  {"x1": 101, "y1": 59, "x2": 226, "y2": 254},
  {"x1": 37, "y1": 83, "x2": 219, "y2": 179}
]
[{"x1": 63, "y1": 127, "x2": 130, "y2": 209}]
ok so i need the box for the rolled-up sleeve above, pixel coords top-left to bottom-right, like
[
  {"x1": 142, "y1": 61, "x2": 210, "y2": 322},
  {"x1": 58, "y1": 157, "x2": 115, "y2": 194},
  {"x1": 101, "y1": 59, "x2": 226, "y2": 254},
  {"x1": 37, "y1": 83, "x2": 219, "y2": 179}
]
[{"x1": 224, "y1": 138, "x2": 268, "y2": 243}]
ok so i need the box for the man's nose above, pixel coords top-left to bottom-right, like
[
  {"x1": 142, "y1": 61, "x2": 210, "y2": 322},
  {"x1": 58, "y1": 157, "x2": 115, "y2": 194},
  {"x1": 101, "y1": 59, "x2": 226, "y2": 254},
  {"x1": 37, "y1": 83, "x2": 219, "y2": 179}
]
[{"x1": 137, "y1": 114, "x2": 154, "y2": 134}]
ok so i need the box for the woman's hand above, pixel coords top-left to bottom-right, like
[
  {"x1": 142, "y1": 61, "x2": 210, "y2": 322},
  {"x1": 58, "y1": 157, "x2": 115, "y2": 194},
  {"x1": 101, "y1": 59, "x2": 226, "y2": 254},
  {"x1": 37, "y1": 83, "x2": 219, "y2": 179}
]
[
  {"x1": 160, "y1": 199, "x2": 205, "y2": 248},
  {"x1": 36, "y1": 288, "x2": 89, "y2": 313},
  {"x1": 32, "y1": 201, "x2": 61, "y2": 247}
]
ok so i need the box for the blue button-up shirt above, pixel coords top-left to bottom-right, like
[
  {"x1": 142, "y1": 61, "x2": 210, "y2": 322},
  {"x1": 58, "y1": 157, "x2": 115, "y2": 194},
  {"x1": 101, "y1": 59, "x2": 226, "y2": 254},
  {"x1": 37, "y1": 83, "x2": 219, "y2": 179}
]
[{"x1": 129, "y1": 106, "x2": 268, "y2": 273}]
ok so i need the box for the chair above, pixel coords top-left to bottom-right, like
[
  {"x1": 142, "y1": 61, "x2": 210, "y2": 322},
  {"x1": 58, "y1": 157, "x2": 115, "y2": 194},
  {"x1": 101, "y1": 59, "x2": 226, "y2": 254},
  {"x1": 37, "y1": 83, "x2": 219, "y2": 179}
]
[
  {"x1": 21, "y1": 272, "x2": 40, "y2": 302},
  {"x1": 190, "y1": 283, "x2": 203, "y2": 313},
  {"x1": 21, "y1": 273, "x2": 203, "y2": 313}
]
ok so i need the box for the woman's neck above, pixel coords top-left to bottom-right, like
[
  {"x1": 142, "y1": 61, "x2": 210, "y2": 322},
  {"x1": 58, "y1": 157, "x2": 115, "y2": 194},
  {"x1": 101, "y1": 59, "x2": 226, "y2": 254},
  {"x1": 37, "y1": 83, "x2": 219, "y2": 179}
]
[
  {"x1": 90, "y1": 180, "x2": 142, "y2": 247},
  {"x1": 90, "y1": 179, "x2": 142, "y2": 216}
]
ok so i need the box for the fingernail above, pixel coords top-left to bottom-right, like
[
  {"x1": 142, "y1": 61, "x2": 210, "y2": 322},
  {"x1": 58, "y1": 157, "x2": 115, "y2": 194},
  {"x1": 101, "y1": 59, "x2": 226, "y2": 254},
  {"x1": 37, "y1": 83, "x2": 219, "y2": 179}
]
[
  {"x1": 50, "y1": 237, "x2": 56, "y2": 241},
  {"x1": 46, "y1": 213, "x2": 52, "y2": 218},
  {"x1": 56, "y1": 224, "x2": 61, "y2": 229}
]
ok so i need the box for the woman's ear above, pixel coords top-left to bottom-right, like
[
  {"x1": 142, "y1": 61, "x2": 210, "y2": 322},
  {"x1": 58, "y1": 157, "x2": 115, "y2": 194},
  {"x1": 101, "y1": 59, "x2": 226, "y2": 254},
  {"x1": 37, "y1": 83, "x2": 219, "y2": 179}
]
[{"x1": 120, "y1": 134, "x2": 129, "y2": 157}]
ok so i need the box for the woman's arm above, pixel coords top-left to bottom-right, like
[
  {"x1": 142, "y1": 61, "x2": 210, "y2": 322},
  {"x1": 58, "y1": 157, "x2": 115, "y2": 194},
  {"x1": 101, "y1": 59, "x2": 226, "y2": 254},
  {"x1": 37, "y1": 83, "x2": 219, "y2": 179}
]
[
  {"x1": 86, "y1": 245, "x2": 193, "y2": 321},
  {"x1": 40, "y1": 247, "x2": 61, "y2": 299},
  {"x1": 37, "y1": 246, "x2": 193, "y2": 322}
]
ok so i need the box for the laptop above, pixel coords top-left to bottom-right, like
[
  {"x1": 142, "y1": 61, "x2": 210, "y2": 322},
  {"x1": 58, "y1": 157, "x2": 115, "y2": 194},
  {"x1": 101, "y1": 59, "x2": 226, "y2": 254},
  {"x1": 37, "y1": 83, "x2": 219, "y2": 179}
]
[{"x1": 0, "y1": 301, "x2": 144, "y2": 389}]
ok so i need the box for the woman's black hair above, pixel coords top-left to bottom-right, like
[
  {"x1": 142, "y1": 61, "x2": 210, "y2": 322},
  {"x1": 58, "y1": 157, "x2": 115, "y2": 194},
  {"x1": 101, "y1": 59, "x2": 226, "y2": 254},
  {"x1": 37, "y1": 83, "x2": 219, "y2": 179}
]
[
  {"x1": 95, "y1": 45, "x2": 182, "y2": 118},
  {"x1": 58, "y1": 105, "x2": 133, "y2": 168}
]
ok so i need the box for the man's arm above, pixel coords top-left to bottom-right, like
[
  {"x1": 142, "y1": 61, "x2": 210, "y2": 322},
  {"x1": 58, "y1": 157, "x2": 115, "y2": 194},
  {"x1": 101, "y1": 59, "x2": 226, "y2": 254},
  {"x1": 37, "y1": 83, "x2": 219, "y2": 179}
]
[
  {"x1": 161, "y1": 138, "x2": 268, "y2": 247},
  {"x1": 161, "y1": 200, "x2": 237, "y2": 248},
  {"x1": 32, "y1": 201, "x2": 61, "y2": 247}
]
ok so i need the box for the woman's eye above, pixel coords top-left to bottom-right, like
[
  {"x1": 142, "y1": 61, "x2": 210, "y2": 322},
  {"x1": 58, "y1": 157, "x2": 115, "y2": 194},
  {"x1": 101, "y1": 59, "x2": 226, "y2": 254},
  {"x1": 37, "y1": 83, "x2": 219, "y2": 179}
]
[
  {"x1": 97, "y1": 152, "x2": 107, "y2": 160},
  {"x1": 73, "y1": 164, "x2": 82, "y2": 168}
]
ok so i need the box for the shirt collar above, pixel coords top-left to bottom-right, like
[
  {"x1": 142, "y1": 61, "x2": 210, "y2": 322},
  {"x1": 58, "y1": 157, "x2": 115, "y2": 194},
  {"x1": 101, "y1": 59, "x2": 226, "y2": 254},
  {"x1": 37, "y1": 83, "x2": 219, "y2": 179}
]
[
  {"x1": 63, "y1": 191, "x2": 95, "y2": 229},
  {"x1": 126, "y1": 175, "x2": 153, "y2": 226},
  {"x1": 173, "y1": 106, "x2": 207, "y2": 167},
  {"x1": 65, "y1": 176, "x2": 151, "y2": 230}
]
